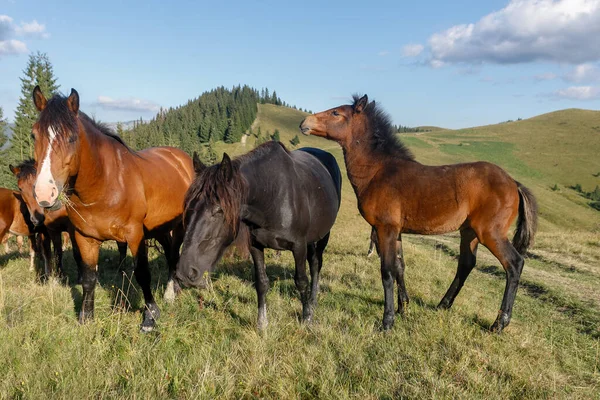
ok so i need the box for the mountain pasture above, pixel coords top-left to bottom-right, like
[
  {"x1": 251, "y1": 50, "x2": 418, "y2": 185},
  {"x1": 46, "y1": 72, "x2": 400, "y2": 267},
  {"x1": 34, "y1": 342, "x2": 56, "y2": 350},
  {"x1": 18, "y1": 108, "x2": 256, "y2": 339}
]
[{"x1": 0, "y1": 104, "x2": 599, "y2": 398}]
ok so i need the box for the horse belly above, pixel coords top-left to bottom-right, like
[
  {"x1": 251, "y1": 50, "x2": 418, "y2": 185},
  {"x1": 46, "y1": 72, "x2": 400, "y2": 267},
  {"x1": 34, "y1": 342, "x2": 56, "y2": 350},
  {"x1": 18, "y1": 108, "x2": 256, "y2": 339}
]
[{"x1": 402, "y1": 207, "x2": 468, "y2": 235}]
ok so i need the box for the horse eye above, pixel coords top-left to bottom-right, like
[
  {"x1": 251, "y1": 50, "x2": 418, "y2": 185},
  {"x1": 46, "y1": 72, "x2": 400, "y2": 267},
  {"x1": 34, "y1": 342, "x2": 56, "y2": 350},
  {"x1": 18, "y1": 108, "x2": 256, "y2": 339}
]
[
  {"x1": 68, "y1": 135, "x2": 77, "y2": 144},
  {"x1": 332, "y1": 110, "x2": 339, "y2": 116},
  {"x1": 30, "y1": 133, "x2": 35, "y2": 140}
]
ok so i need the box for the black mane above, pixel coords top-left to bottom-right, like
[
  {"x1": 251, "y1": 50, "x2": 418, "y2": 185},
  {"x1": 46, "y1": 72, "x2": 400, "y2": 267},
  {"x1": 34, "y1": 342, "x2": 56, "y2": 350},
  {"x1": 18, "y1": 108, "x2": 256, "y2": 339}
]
[
  {"x1": 38, "y1": 93, "x2": 133, "y2": 150},
  {"x1": 353, "y1": 94, "x2": 415, "y2": 161}
]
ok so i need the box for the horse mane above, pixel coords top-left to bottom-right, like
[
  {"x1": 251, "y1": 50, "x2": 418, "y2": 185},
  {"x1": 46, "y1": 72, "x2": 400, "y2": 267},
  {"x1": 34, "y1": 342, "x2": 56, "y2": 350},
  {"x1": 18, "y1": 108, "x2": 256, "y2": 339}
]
[
  {"x1": 38, "y1": 93, "x2": 135, "y2": 152},
  {"x1": 184, "y1": 141, "x2": 289, "y2": 235},
  {"x1": 13, "y1": 159, "x2": 36, "y2": 180},
  {"x1": 185, "y1": 157, "x2": 247, "y2": 235},
  {"x1": 353, "y1": 94, "x2": 415, "y2": 161}
]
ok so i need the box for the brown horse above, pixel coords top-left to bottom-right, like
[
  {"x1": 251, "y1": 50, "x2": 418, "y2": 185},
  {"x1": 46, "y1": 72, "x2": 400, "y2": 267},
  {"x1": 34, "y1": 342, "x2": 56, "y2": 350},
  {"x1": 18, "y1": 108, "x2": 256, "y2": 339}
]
[
  {"x1": 0, "y1": 187, "x2": 37, "y2": 269},
  {"x1": 300, "y1": 95, "x2": 538, "y2": 333},
  {"x1": 10, "y1": 160, "x2": 127, "y2": 281},
  {"x1": 30, "y1": 86, "x2": 194, "y2": 331}
]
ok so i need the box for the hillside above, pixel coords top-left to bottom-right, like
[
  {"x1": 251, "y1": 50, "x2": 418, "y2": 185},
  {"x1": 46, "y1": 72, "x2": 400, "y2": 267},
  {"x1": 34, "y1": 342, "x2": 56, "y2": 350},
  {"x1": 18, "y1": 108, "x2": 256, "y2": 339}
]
[{"x1": 211, "y1": 104, "x2": 600, "y2": 232}]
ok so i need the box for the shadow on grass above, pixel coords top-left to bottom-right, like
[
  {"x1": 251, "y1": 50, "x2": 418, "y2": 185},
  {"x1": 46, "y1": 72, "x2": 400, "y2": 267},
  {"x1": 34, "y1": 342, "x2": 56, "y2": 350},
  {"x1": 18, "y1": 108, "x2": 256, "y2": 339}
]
[
  {"x1": 0, "y1": 250, "x2": 24, "y2": 268},
  {"x1": 476, "y1": 262, "x2": 600, "y2": 338}
]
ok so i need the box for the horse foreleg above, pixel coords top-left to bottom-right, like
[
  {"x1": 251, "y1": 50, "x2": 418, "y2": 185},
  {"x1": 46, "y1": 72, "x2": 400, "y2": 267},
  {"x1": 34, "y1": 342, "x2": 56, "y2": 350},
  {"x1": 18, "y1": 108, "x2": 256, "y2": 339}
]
[
  {"x1": 68, "y1": 228, "x2": 83, "y2": 284},
  {"x1": 129, "y1": 236, "x2": 159, "y2": 332},
  {"x1": 28, "y1": 235, "x2": 37, "y2": 272},
  {"x1": 50, "y1": 229, "x2": 64, "y2": 279},
  {"x1": 377, "y1": 226, "x2": 400, "y2": 330},
  {"x1": 116, "y1": 241, "x2": 128, "y2": 274},
  {"x1": 438, "y1": 228, "x2": 478, "y2": 309},
  {"x1": 250, "y1": 244, "x2": 269, "y2": 330},
  {"x1": 74, "y1": 232, "x2": 101, "y2": 323},
  {"x1": 162, "y1": 227, "x2": 184, "y2": 304},
  {"x1": 38, "y1": 231, "x2": 52, "y2": 280}
]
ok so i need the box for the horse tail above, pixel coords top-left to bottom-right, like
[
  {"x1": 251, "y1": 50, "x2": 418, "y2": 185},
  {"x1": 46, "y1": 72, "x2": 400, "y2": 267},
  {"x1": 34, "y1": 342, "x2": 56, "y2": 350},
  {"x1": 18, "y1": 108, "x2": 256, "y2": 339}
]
[{"x1": 512, "y1": 181, "x2": 538, "y2": 255}]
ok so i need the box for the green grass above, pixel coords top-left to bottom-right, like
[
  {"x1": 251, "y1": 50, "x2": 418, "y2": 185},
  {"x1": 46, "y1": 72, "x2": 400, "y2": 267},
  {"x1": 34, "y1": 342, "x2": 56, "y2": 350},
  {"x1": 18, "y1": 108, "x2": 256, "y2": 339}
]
[{"x1": 1, "y1": 105, "x2": 599, "y2": 398}]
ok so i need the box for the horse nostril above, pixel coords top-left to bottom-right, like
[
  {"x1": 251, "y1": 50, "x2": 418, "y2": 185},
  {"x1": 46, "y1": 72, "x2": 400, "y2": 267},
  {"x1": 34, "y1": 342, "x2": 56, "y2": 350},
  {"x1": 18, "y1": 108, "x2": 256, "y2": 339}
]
[{"x1": 38, "y1": 200, "x2": 50, "y2": 208}]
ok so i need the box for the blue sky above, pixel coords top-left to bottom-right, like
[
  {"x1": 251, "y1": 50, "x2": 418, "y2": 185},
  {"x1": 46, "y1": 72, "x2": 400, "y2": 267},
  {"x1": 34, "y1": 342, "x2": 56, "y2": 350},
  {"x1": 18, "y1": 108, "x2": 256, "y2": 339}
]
[{"x1": 1, "y1": 0, "x2": 600, "y2": 129}]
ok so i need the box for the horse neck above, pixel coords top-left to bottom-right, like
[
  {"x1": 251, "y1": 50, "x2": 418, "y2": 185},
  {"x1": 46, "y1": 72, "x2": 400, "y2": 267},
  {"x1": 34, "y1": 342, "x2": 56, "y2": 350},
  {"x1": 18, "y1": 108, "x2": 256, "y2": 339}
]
[
  {"x1": 72, "y1": 122, "x2": 113, "y2": 199},
  {"x1": 341, "y1": 137, "x2": 383, "y2": 198}
]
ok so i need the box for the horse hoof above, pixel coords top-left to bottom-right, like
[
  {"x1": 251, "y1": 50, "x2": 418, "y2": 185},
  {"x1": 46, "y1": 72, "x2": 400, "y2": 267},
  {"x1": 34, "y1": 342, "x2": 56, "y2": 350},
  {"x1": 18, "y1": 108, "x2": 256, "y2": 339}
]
[
  {"x1": 140, "y1": 321, "x2": 155, "y2": 333},
  {"x1": 382, "y1": 315, "x2": 395, "y2": 331},
  {"x1": 490, "y1": 311, "x2": 510, "y2": 334},
  {"x1": 78, "y1": 310, "x2": 93, "y2": 324},
  {"x1": 257, "y1": 318, "x2": 268, "y2": 331}
]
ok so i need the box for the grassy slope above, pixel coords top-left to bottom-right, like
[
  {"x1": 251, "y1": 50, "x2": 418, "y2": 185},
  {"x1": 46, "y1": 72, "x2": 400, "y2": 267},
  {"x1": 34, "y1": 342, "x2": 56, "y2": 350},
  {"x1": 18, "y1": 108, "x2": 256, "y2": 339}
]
[{"x1": 0, "y1": 105, "x2": 599, "y2": 398}]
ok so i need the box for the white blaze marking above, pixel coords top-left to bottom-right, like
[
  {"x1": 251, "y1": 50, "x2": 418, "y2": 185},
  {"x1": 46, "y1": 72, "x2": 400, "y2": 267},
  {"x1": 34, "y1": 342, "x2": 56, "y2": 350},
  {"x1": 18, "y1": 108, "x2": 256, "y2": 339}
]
[{"x1": 37, "y1": 126, "x2": 57, "y2": 189}]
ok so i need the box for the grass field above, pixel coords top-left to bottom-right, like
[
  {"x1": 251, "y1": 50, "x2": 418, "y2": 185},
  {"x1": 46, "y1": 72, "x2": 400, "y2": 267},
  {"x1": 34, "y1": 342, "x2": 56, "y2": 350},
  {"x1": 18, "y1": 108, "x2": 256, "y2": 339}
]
[{"x1": 0, "y1": 103, "x2": 599, "y2": 398}]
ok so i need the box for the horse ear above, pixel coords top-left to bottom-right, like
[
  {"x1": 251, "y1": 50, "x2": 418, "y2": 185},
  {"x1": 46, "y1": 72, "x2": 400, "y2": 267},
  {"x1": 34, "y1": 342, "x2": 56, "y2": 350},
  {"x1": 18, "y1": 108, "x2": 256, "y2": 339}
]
[
  {"x1": 32, "y1": 85, "x2": 47, "y2": 112},
  {"x1": 67, "y1": 88, "x2": 80, "y2": 114},
  {"x1": 354, "y1": 94, "x2": 368, "y2": 113},
  {"x1": 220, "y1": 153, "x2": 234, "y2": 181},
  {"x1": 192, "y1": 151, "x2": 206, "y2": 175},
  {"x1": 9, "y1": 164, "x2": 19, "y2": 176}
]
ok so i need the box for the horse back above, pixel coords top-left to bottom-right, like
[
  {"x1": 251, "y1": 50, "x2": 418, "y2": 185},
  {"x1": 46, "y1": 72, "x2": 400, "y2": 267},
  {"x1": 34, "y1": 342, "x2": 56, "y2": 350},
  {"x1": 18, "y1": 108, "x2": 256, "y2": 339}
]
[
  {"x1": 134, "y1": 146, "x2": 194, "y2": 231},
  {"x1": 296, "y1": 147, "x2": 342, "y2": 206},
  {"x1": 290, "y1": 148, "x2": 341, "y2": 240}
]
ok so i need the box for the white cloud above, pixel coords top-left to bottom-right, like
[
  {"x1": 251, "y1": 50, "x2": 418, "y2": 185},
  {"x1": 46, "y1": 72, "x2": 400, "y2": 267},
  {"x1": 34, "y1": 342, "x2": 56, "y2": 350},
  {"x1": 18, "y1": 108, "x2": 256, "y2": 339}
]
[
  {"x1": 564, "y1": 63, "x2": 600, "y2": 83},
  {"x1": 428, "y1": 0, "x2": 600, "y2": 65},
  {"x1": 402, "y1": 44, "x2": 424, "y2": 57},
  {"x1": 96, "y1": 96, "x2": 161, "y2": 113},
  {"x1": 0, "y1": 14, "x2": 48, "y2": 58},
  {"x1": 554, "y1": 85, "x2": 600, "y2": 100},
  {"x1": 0, "y1": 39, "x2": 27, "y2": 56},
  {"x1": 15, "y1": 20, "x2": 49, "y2": 39},
  {"x1": 378, "y1": 50, "x2": 390, "y2": 57}
]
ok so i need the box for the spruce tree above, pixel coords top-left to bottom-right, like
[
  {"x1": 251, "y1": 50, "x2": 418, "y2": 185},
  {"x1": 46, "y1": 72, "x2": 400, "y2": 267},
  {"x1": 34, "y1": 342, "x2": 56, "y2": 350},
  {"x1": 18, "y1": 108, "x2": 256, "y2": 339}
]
[
  {"x1": 271, "y1": 129, "x2": 280, "y2": 142},
  {"x1": 10, "y1": 52, "x2": 59, "y2": 162},
  {"x1": 290, "y1": 134, "x2": 300, "y2": 147}
]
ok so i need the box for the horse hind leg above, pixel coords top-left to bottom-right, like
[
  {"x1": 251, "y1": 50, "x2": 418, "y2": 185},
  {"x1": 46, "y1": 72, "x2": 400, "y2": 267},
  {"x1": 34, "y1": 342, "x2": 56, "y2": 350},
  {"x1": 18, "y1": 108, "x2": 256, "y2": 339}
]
[
  {"x1": 250, "y1": 245, "x2": 269, "y2": 330},
  {"x1": 438, "y1": 228, "x2": 478, "y2": 309},
  {"x1": 394, "y1": 236, "x2": 410, "y2": 315},
  {"x1": 305, "y1": 232, "x2": 331, "y2": 323},
  {"x1": 292, "y1": 243, "x2": 311, "y2": 322},
  {"x1": 16, "y1": 235, "x2": 23, "y2": 253},
  {"x1": 481, "y1": 232, "x2": 524, "y2": 333}
]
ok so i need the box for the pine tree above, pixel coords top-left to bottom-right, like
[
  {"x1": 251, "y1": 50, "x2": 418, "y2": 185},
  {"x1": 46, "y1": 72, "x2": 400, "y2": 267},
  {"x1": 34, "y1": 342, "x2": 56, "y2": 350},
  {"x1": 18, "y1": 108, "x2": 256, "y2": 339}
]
[
  {"x1": 271, "y1": 129, "x2": 280, "y2": 142},
  {"x1": 204, "y1": 140, "x2": 218, "y2": 165},
  {"x1": 10, "y1": 52, "x2": 59, "y2": 162},
  {"x1": 290, "y1": 134, "x2": 300, "y2": 147}
]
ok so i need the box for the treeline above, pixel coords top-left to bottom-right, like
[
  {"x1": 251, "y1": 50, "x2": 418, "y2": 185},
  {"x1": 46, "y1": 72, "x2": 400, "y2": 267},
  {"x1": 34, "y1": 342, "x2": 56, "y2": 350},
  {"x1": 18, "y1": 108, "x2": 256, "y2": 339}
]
[
  {"x1": 120, "y1": 86, "x2": 288, "y2": 156},
  {"x1": 394, "y1": 124, "x2": 430, "y2": 133},
  {"x1": 570, "y1": 183, "x2": 600, "y2": 211}
]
